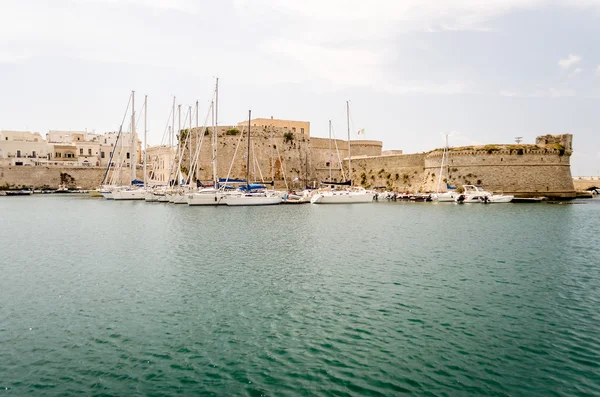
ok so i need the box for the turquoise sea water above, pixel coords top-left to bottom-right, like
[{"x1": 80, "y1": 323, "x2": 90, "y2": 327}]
[{"x1": 1, "y1": 196, "x2": 599, "y2": 396}]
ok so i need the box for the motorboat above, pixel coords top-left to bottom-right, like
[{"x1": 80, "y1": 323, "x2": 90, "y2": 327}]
[
  {"x1": 455, "y1": 185, "x2": 513, "y2": 203},
  {"x1": 282, "y1": 190, "x2": 312, "y2": 204}
]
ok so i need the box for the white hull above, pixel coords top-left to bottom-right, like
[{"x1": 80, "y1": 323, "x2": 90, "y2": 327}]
[
  {"x1": 144, "y1": 192, "x2": 159, "y2": 202},
  {"x1": 187, "y1": 192, "x2": 227, "y2": 206},
  {"x1": 433, "y1": 192, "x2": 459, "y2": 202},
  {"x1": 488, "y1": 195, "x2": 514, "y2": 203},
  {"x1": 112, "y1": 189, "x2": 146, "y2": 200},
  {"x1": 157, "y1": 194, "x2": 170, "y2": 202},
  {"x1": 100, "y1": 191, "x2": 113, "y2": 200},
  {"x1": 311, "y1": 190, "x2": 375, "y2": 204},
  {"x1": 225, "y1": 194, "x2": 281, "y2": 206},
  {"x1": 171, "y1": 193, "x2": 188, "y2": 204}
]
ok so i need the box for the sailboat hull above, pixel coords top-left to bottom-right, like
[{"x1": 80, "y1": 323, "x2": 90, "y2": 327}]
[
  {"x1": 225, "y1": 195, "x2": 281, "y2": 206},
  {"x1": 112, "y1": 189, "x2": 146, "y2": 200},
  {"x1": 187, "y1": 192, "x2": 227, "y2": 206},
  {"x1": 311, "y1": 191, "x2": 375, "y2": 204}
]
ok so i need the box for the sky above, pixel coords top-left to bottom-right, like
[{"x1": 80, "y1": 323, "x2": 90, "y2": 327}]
[{"x1": 0, "y1": 0, "x2": 599, "y2": 175}]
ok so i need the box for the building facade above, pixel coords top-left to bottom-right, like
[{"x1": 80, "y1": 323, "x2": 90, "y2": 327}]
[{"x1": 0, "y1": 130, "x2": 49, "y2": 165}]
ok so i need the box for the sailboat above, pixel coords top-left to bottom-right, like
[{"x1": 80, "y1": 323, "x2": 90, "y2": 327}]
[
  {"x1": 224, "y1": 110, "x2": 281, "y2": 206},
  {"x1": 432, "y1": 134, "x2": 459, "y2": 202},
  {"x1": 113, "y1": 91, "x2": 145, "y2": 200},
  {"x1": 188, "y1": 78, "x2": 228, "y2": 206},
  {"x1": 311, "y1": 101, "x2": 375, "y2": 204}
]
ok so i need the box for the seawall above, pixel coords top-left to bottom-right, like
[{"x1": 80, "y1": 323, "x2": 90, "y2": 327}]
[{"x1": 0, "y1": 166, "x2": 143, "y2": 189}]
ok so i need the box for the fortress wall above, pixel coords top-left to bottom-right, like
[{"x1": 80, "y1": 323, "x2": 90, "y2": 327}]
[
  {"x1": 422, "y1": 150, "x2": 575, "y2": 198},
  {"x1": 343, "y1": 154, "x2": 426, "y2": 190},
  {"x1": 187, "y1": 126, "x2": 312, "y2": 189},
  {"x1": 350, "y1": 140, "x2": 383, "y2": 157},
  {"x1": 0, "y1": 166, "x2": 142, "y2": 189}
]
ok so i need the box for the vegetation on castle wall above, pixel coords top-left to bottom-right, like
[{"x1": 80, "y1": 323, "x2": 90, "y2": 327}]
[
  {"x1": 226, "y1": 128, "x2": 240, "y2": 136},
  {"x1": 283, "y1": 132, "x2": 294, "y2": 143}
]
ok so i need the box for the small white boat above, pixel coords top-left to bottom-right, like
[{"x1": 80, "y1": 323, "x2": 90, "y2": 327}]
[
  {"x1": 433, "y1": 191, "x2": 460, "y2": 202},
  {"x1": 455, "y1": 185, "x2": 514, "y2": 203},
  {"x1": 487, "y1": 194, "x2": 514, "y2": 203}
]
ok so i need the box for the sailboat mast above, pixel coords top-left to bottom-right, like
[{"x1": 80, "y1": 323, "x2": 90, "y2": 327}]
[
  {"x1": 270, "y1": 116, "x2": 274, "y2": 184},
  {"x1": 211, "y1": 100, "x2": 215, "y2": 187},
  {"x1": 214, "y1": 78, "x2": 219, "y2": 187},
  {"x1": 195, "y1": 100, "x2": 198, "y2": 184},
  {"x1": 143, "y1": 94, "x2": 147, "y2": 188},
  {"x1": 328, "y1": 120, "x2": 332, "y2": 182},
  {"x1": 247, "y1": 110, "x2": 251, "y2": 190},
  {"x1": 346, "y1": 100, "x2": 351, "y2": 185},
  {"x1": 188, "y1": 105, "x2": 192, "y2": 181},
  {"x1": 131, "y1": 90, "x2": 136, "y2": 185},
  {"x1": 435, "y1": 134, "x2": 448, "y2": 194},
  {"x1": 171, "y1": 97, "x2": 175, "y2": 149},
  {"x1": 178, "y1": 104, "x2": 181, "y2": 183}
]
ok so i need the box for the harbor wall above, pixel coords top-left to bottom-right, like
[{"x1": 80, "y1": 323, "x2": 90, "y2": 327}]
[
  {"x1": 344, "y1": 154, "x2": 426, "y2": 191},
  {"x1": 184, "y1": 127, "x2": 382, "y2": 189},
  {"x1": 422, "y1": 149, "x2": 575, "y2": 198},
  {"x1": 573, "y1": 177, "x2": 600, "y2": 191},
  {"x1": 0, "y1": 166, "x2": 142, "y2": 189}
]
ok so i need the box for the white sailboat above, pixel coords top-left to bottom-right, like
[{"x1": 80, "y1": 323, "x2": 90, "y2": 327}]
[
  {"x1": 113, "y1": 91, "x2": 145, "y2": 200},
  {"x1": 225, "y1": 110, "x2": 281, "y2": 206},
  {"x1": 311, "y1": 101, "x2": 375, "y2": 204},
  {"x1": 188, "y1": 78, "x2": 229, "y2": 206},
  {"x1": 432, "y1": 134, "x2": 459, "y2": 202}
]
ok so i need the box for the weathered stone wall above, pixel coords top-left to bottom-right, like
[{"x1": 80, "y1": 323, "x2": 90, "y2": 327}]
[
  {"x1": 184, "y1": 127, "x2": 382, "y2": 189},
  {"x1": 0, "y1": 166, "x2": 143, "y2": 189},
  {"x1": 422, "y1": 149, "x2": 575, "y2": 198},
  {"x1": 344, "y1": 154, "x2": 426, "y2": 191},
  {"x1": 573, "y1": 177, "x2": 600, "y2": 191}
]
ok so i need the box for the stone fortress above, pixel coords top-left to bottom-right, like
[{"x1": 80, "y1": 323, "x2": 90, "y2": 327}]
[
  {"x1": 0, "y1": 117, "x2": 576, "y2": 199},
  {"x1": 180, "y1": 118, "x2": 576, "y2": 199}
]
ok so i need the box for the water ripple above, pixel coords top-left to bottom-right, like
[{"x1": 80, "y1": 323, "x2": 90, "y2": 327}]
[{"x1": 0, "y1": 197, "x2": 600, "y2": 395}]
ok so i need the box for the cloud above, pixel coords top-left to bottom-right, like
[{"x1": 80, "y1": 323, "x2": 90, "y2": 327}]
[
  {"x1": 569, "y1": 67, "x2": 583, "y2": 78},
  {"x1": 558, "y1": 54, "x2": 582, "y2": 69}
]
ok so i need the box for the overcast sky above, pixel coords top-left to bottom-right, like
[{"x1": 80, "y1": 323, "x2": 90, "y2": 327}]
[{"x1": 1, "y1": 0, "x2": 599, "y2": 174}]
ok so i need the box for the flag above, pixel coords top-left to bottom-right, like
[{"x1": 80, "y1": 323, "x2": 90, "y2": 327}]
[{"x1": 357, "y1": 128, "x2": 365, "y2": 136}]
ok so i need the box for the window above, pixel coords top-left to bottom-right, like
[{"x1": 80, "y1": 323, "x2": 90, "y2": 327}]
[
  {"x1": 32, "y1": 151, "x2": 37, "y2": 158},
  {"x1": 4, "y1": 137, "x2": 7, "y2": 140},
  {"x1": 292, "y1": 127, "x2": 296, "y2": 132},
  {"x1": 301, "y1": 128, "x2": 304, "y2": 134},
  {"x1": 56, "y1": 152, "x2": 61, "y2": 158},
  {"x1": 104, "y1": 139, "x2": 107, "y2": 144},
  {"x1": 80, "y1": 148, "x2": 83, "y2": 155},
  {"x1": 101, "y1": 152, "x2": 105, "y2": 159},
  {"x1": 16, "y1": 150, "x2": 21, "y2": 157},
  {"x1": 127, "y1": 152, "x2": 130, "y2": 159},
  {"x1": 88, "y1": 149, "x2": 92, "y2": 155}
]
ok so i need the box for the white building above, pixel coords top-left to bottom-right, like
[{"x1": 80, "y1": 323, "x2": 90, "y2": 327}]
[
  {"x1": 0, "y1": 129, "x2": 141, "y2": 167},
  {"x1": 0, "y1": 130, "x2": 49, "y2": 165},
  {"x1": 147, "y1": 145, "x2": 176, "y2": 183}
]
